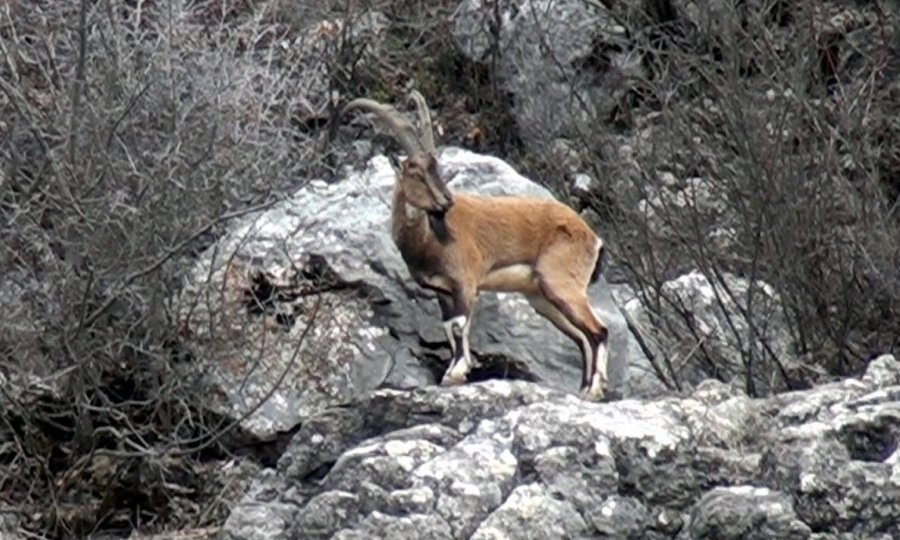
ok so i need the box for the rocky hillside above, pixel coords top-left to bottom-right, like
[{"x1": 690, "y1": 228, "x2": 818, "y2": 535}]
[
  {"x1": 1, "y1": 0, "x2": 898, "y2": 538},
  {"x1": 171, "y1": 140, "x2": 900, "y2": 540},
  {"x1": 220, "y1": 354, "x2": 900, "y2": 540}
]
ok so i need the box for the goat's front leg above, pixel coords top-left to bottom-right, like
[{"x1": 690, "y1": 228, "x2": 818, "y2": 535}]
[{"x1": 438, "y1": 288, "x2": 476, "y2": 386}]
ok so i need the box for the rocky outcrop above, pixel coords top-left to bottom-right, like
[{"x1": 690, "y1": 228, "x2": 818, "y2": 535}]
[
  {"x1": 175, "y1": 147, "x2": 655, "y2": 440},
  {"x1": 221, "y1": 353, "x2": 900, "y2": 539},
  {"x1": 452, "y1": 0, "x2": 643, "y2": 153}
]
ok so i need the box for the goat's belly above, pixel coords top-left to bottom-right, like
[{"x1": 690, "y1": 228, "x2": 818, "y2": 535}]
[{"x1": 479, "y1": 264, "x2": 538, "y2": 293}]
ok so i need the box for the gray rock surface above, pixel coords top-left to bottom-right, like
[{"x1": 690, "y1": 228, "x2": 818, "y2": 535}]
[
  {"x1": 617, "y1": 269, "x2": 798, "y2": 395},
  {"x1": 452, "y1": 0, "x2": 643, "y2": 152},
  {"x1": 221, "y1": 354, "x2": 900, "y2": 539},
  {"x1": 175, "y1": 146, "x2": 651, "y2": 440},
  {"x1": 0, "y1": 510, "x2": 21, "y2": 539},
  {"x1": 277, "y1": 10, "x2": 389, "y2": 120},
  {"x1": 689, "y1": 486, "x2": 811, "y2": 539}
]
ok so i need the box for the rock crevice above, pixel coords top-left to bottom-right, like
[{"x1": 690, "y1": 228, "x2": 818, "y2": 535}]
[{"x1": 222, "y1": 354, "x2": 900, "y2": 539}]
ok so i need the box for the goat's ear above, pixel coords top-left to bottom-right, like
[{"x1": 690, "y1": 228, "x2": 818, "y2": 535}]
[
  {"x1": 387, "y1": 153, "x2": 401, "y2": 173},
  {"x1": 426, "y1": 154, "x2": 440, "y2": 175}
]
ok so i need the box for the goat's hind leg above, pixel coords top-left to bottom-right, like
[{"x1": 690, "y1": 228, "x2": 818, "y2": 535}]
[
  {"x1": 527, "y1": 294, "x2": 594, "y2": 391},
  {"x1": 568, "y1": 294, "x2": 609, "y2": 401},
  {"x1": 437, "y1": 289, "x2": 476, "y2": 386},
  {"x1": 535, "y1": 266, "x2": 610, "y2": 400}
]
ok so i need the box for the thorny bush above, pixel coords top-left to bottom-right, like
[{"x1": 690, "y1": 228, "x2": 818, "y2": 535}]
[
  {"x1": 0, "y1": 0, "x2": 380, "y2": 535},
  {"x1": 516, "y1": 0, "x2": 900, "y2": 394}
]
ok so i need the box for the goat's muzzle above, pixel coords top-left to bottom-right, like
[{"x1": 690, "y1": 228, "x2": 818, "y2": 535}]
[{"x1": 436, "y1": 192, "x2": 454, "y2": 213}]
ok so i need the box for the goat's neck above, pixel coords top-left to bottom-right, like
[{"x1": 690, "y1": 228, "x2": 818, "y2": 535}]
[{"x1": 391, "y1": 182, "x2": 428, "y2": 245}]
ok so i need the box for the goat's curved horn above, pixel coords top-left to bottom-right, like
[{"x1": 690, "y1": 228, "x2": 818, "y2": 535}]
[
  {"x1": 407, "y1": 90, "x2": 435, "y2": 154},
  {"x1": 342, "y1": 98, "x2": 424, "y2": 158}
]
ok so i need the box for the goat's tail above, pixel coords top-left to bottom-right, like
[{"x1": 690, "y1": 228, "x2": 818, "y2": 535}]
[{"x1": 589, "y1": 242, "x2": 605, "y2": 285}]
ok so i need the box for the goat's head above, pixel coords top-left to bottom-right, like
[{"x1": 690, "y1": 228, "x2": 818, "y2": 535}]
[{"x1": 343, "y1": 91, "x2": 453, "y2": 213}]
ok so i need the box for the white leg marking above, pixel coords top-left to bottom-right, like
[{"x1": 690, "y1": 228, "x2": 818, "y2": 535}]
[
  {"x1": 460, "y1": 316, "x2": 473, "y2": 372},
  {"x1": 585, "y1": 341, "x2": 609, "y2": 401},
  {"x1": 529, "y1": 295, "x2": 595, "y2": 393},
  {"x1": 442, "y1": 318, "x2": 458, "y2": 357},
  {"x1": 441, "y1": 315, "x2": 469, "y2": 385}
]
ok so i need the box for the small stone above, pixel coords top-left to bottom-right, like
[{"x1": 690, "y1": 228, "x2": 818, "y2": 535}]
[{"x1": 862, "y1": 354, "x2": 900, "y2": 387}]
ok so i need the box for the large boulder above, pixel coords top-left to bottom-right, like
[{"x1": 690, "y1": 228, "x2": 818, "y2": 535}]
[
  {"x1": 175, "y1": 146, "x2": 653, "y2": 440},
  {"x1": 689, "y1": 486, "x2": 812, "y2": 540},
  {"x1": 452, "y1": 0, "x2": 643, "y2": 153},
  {"x1": 221, "y1": 354, "x2": 900, "y2": 539}
]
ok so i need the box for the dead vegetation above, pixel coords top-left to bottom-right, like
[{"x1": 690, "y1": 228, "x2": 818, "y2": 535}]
[{"x1": 1, "y1": 0, "x2": 898, "y2": 536}]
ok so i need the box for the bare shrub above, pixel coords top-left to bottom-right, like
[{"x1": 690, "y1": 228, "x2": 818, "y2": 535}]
[
  {"x1": 439, "y1": 0, "x2": 899, "y2": 394},
  {"x1": 0, "y1": 0, "x2": 384, "y2": 536},
  {"x1": 1, "y1": 0, "x2": 896, "y2": 532},
  {"x1": 282, "y1": 0, "x2": 900, "y2": 395},
  {"x1": 584, "y1": 0, "x2": 900, "y2": 393}
]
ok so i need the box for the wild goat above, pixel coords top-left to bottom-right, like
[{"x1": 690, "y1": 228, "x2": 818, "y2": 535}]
[{"x1": 343, "y1": 91, "x2": 611, "y2": 400}]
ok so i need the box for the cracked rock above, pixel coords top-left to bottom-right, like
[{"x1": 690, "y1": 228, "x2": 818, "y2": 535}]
[
  {"x1": 222, "y1": 367, "x2": 900, "y2": 539},
  {"x1": 690, "y1": 486, "x2": 811, "y2": 539}
]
